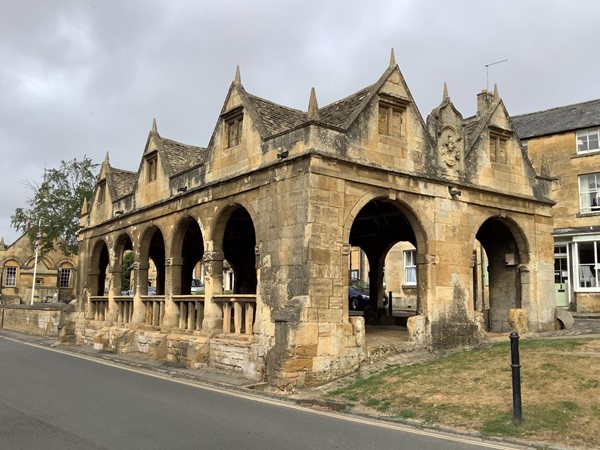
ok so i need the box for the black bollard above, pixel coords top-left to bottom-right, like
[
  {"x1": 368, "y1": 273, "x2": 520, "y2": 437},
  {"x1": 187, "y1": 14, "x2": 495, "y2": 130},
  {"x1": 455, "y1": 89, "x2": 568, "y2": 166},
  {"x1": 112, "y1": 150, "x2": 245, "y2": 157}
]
[
  {"x1": 388, "y1": 291, "x2": 393, "y2": 316},
  {"x1": 510, "y1": 331, "x2": 522, "y2": 424}
]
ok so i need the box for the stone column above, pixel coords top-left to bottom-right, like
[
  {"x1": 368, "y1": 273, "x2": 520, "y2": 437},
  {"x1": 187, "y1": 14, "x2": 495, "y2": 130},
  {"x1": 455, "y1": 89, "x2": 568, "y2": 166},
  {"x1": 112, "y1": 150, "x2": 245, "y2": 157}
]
[
  {"x1": 162, "y1": 257, "x2": 183, "y2": 328},
  {"x1": 107, "y1": 265, "x2": 121, "y2": 322},
  {"x1": 202, "y1": 250, "x2": 224, "y2": 331},
  {"x1": 131, "y1": 262, "x2": 148, "y2": 324}
]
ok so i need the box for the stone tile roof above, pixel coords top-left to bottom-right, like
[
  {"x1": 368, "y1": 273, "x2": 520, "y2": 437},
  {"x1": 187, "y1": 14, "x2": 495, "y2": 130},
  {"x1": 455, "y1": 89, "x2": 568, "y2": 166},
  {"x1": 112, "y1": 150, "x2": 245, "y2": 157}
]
[
  {"x1": 158, "y1": 136, "x2": 206, "y2": 175},
  {"x1": 512, "y1": 98, "x2": 600, "y2": 139},
  {"x1": 319, "y1": 85, "x2": 373, "y2": 129},
  {"x1": 247, "y1": 94, "x2": 306, "y2": 136},
  {"x1": 245, "y1": 84, "x2": 375, "y2": 137},
  {"x1": 111, "y1": 169, "x2": 137, "y2": 199}
]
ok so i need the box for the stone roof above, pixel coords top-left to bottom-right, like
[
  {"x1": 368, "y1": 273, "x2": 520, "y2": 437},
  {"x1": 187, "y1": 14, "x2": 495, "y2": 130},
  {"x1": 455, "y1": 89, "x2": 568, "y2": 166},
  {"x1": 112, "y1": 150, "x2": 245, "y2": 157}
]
[
  {"x1": 247, "y1": 94, "x2": 307, "y2": 136},
  {"x1": 111, "y1": 168, "x2": 137, "y2": 199},
  {"x1": 158, "y1": 136, "x2": 206, "y2": 175},
  {"x1": 244, "y1": 84, "x2": 375, "y2": 137},
  {"x1": 319, "y1": 85, "x2": 373, "y2": 129},
  {"x1": 512, "y1": 98, "x2": 600, "y2": 139}
]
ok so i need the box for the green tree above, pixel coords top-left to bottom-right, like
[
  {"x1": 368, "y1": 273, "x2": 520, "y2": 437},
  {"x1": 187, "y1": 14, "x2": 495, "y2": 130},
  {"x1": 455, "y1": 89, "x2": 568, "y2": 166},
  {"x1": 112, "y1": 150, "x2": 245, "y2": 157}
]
[
  {"x1": 121, "y1": 251, "x2": 134, "y2": 291},
  {"x1": 11, "y1": 156, "x2": 98, "y2": 256}
]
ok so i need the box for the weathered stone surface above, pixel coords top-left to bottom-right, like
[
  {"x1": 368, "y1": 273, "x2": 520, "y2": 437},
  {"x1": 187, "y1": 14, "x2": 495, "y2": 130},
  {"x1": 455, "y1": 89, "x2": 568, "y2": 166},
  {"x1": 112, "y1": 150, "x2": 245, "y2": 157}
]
[
  {"x1": 508, "y1": 308, "x2": 529, "y2": 334},
  {"x1": 555, "y1": 308, "x2": 575, "y2": 329}
]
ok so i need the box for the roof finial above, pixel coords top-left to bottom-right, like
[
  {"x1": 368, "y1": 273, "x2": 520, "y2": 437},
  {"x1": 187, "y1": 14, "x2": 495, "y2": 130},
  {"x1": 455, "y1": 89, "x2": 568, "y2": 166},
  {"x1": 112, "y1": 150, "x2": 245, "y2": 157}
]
[
  {"x1": 104, "y1": 151, "x2": 110, "y2": 163},
  {"x1": 443, "y1": 82, "x2": 449, "y2": 100},
  {"x1": 152, "y1": 117, "x2": 158, "y2": 133},
  {"x1": 81, "y1": 197, "x2": 88, "y2": 216},
  {"x1": 389, "y1": 48, "x2": 396, "y2": 67},
  {"x1": 234, "y1": 65, "x2": 241, "y2": 84},
  {"x1": 0, "y1": 237, "x2": 5, "y2": 249},
  {"x1": 493, "y1": 83, "x2": 499, "y2": 98},
  {"x1": 307, "y1": 87, "x2": 320, "y2": 121}
]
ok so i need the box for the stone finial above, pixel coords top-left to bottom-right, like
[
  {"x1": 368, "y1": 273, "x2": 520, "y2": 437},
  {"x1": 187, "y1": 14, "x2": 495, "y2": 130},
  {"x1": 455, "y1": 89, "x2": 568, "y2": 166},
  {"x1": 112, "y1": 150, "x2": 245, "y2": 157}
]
[
  {"x1": 0, "y1": 237, "x2": 5, "y2": 249},
  {"x1": 443, "y1": 82, "x2": 449, "y2": 100},
  {"x1": 234, "y1": 65, "x2": 241, "y2": 84},
  {"x1": 307, "y1": 87, "x2": 320, "y2": 121},
  {"x1": 152, "y1": 117, "x2": 158, "y2": 133},
  {"x1": 81, "y1": 197, "x2": 89, "y2": 216},
  {"x1": 493, "y1": 83, "x2": 499, "y2": 98},
  {"x1": 389, "y1": 48, "x2": 396, "y2": 67},
  {"x1": 104, "y1": 151, "x2": 110, "y2": 163}
]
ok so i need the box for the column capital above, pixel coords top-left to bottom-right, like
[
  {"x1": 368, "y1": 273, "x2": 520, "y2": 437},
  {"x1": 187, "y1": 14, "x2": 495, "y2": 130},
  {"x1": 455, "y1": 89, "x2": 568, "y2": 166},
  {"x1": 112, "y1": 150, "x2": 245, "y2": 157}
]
[{"x1": 203, "y1": 251, "x2": 224, "y2": 262}]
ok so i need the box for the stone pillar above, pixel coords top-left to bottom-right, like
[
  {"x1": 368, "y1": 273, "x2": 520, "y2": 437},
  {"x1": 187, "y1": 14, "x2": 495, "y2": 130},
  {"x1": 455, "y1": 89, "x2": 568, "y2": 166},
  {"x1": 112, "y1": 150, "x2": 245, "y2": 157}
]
[
  {"x1": 131, "y1": 262, "x2": 148, "y2": 324},
  {"x1": 107, "y1": 266, "x2": 121, "y2": 322},
  {"x1": 202, "y1": 251, "x2": 224, "y2": 331},
  {"x1": 162, "y1": 257, "x2": 183, "y2": 328}
]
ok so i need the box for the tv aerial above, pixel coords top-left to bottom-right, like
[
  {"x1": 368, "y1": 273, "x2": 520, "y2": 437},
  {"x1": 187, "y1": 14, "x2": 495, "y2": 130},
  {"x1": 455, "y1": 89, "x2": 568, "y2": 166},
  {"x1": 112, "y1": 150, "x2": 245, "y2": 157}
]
[{"x1": 485, "y1": 59, "x2": 508, "y2": 91}]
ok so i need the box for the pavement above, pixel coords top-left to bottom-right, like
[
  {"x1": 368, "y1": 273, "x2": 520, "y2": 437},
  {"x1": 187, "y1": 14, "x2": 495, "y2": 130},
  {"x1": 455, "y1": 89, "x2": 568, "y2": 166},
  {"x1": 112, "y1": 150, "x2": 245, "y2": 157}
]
[
  {"x1": 2, "y1": 316, "x2": 600, "y2": 449},
  {"x1": 1, "y1": 313, "x2": 598, "y2": 395}
]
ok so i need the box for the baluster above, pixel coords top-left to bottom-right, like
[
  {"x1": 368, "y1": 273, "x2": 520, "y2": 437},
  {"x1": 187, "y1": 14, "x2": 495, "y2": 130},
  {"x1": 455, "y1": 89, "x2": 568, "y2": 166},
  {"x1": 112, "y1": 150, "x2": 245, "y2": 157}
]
[{"x1": 234, "y1": 301, "x2": 242, "y2": 334}]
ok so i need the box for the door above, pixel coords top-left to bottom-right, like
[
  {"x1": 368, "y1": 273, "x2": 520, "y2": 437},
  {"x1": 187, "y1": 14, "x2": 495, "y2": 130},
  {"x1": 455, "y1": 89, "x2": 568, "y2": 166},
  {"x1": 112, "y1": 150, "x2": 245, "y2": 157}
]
[{"x1": 554, "y1": 245, "x2": 569, "y2": 307}]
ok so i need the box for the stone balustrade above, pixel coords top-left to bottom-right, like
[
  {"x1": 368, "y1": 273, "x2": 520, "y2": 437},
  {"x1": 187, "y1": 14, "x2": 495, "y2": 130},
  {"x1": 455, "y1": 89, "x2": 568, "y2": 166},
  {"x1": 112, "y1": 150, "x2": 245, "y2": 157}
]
[{"x1": 213, "y1": 294, "x2": 256, "y2": 335}]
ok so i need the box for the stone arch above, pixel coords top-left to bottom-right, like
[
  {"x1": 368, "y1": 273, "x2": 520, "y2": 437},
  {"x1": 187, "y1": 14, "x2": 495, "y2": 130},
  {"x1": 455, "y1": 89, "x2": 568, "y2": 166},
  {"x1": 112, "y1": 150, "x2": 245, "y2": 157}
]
[
  {"x1": 210, "y1": 204, "x2": 257, "y2": 295},
  {"x1": 170, "y1": 216, "x2": 205, "y2": 295},
  {"x1": 88, "y1": 238, "x2": 110, "y2": 296},
  {"x1": 112, "y1": 232, "x2": 134, "y2": 295},
  {"x1": 473, "y1": 215, "x2": 531, "y2": 332},
  {"x1": 139, "y1": 225, "x2": 166, "y2": 295},
  {"x1": 344, "y1": 193, "x2": 430, "y2": 321}
]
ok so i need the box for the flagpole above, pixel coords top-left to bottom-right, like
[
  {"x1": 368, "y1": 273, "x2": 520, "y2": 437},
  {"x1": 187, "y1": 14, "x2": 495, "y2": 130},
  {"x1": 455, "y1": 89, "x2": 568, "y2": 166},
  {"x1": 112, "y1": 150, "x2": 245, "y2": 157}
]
[{"x1": 30, "y1": 219, "x2": 41, "y2": 305}]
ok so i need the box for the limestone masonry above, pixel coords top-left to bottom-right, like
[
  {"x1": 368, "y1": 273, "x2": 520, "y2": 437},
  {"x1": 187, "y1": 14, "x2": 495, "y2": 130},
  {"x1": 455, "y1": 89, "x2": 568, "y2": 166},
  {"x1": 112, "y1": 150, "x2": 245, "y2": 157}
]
[{"x1": 74, "y1": 52, "x2": 556, "y2": 388}]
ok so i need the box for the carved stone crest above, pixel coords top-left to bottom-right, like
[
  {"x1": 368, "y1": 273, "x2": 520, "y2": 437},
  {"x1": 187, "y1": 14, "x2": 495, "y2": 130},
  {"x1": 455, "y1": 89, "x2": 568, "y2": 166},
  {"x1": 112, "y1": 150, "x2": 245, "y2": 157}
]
[{"x1": 439, "y1": 128, "x2": 461, "y2": 167}]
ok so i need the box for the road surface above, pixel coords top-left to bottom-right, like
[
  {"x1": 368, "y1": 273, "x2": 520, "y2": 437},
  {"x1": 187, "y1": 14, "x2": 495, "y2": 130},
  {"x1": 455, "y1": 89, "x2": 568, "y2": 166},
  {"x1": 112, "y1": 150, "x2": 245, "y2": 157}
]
[{"x1": 0, "y1": 336, "x2": 523, "y2": 450}]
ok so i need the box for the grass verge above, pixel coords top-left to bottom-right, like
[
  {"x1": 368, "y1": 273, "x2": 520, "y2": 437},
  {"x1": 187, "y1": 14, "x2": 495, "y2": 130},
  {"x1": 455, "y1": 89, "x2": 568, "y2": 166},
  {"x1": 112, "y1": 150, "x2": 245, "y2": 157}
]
[{"x1": 328, "y1": 337, "x2": 600, "y2": 448}]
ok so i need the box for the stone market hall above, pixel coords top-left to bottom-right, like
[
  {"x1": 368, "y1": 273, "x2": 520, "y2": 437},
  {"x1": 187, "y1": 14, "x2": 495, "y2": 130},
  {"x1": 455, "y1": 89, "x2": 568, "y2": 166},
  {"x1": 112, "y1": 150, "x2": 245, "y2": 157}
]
[{"x1": 76, "y1": 52, "x2": 556, "y2": 388}]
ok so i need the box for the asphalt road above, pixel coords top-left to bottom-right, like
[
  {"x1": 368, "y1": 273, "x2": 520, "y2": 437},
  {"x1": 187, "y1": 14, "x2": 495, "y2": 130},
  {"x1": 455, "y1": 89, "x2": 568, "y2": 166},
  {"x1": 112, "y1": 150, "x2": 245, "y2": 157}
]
[{"x1": 0, "y1": 337, "x2": 523, "y2": 450}]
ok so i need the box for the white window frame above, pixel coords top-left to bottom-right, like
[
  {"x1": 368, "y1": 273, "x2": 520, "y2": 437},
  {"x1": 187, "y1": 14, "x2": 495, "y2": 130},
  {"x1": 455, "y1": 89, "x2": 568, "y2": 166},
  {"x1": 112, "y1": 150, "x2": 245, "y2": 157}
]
[
  {"x1": 5, "y1": 266, "x2": 17, "y2": 287},
  {"x1": 574, "y1": 241, "x2": 599, "y2": 292},
  {"x1": 576, "y1": 128, "x2": 600, "y2": 154},
  {"x1": 404, "y1": 250, "x2": 417, "y2": 286},
  {"x1": 578, "y1": 173, "x2": 600, "y2": 214},
  {"x1": 59, "y1": 268, "x2": 71, "y2": 289}
]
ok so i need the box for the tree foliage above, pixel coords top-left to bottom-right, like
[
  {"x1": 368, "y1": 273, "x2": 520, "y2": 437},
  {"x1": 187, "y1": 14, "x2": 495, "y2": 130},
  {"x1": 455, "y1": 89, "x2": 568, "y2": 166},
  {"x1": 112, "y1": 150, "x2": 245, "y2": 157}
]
[
  {"x1": 11, "y1": 156, "x2": 99, "y2": 256},
  {"x1": 121, "y1": 252, "x2": 134, "y2": 291}
]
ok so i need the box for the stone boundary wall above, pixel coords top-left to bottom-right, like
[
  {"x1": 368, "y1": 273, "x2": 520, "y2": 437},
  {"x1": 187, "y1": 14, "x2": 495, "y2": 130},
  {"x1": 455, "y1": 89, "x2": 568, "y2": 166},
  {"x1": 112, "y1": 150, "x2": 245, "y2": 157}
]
[
  {"x1": 0, "y1": 304, "x2": 67, "y2": 337},
  {"x1": 78, "y1": 324, "x2": 263, "y2": 381}
]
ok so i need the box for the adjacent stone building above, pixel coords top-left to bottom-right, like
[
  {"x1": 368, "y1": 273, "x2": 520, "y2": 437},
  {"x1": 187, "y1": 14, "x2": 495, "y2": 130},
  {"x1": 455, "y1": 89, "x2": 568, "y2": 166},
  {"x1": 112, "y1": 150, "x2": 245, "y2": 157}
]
[
  {"x1": 513, "y1": 99, "x2": 600, "y2": 312},
  {"x1": 76, "y1": 53, "x2": 556, "y2": 387},
  {"x1": 0, "y1": 234, "x2": 77, "y2": 304}
]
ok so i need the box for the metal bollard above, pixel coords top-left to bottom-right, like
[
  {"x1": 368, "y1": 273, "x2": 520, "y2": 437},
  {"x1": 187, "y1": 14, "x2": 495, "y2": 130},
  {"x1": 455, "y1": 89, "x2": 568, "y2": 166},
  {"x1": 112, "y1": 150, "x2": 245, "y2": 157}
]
[
  {"x1": 388, "y1": 291, "x2": 393, "y2": 316},
  {"x1": 510, "y1": 331, "x2": 522, "y2": 424}
]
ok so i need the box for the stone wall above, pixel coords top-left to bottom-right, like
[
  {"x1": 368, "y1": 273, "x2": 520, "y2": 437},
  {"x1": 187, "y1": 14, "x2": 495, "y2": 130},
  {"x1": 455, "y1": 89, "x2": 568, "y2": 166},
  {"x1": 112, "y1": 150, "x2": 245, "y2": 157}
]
[{"x1": 0, "y1": 303, "x2": 67, "y2": 337}]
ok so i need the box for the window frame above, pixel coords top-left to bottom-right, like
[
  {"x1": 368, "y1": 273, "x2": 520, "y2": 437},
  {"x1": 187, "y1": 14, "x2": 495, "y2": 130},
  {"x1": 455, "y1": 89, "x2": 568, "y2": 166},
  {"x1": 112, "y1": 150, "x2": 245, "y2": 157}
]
[
  {"x1": 145, "y1": 152, "x2": 158, "y2": 183},
  {"x1": 5, "y1": 266, "x2": 17, "y2": 287},
  {"x1": 403, "y1": 250, "x2": 417, "y2": 286},
  {"x1": 59, "y1": 268, "x2": 72, "y2": 289},
  {"x1": 574, "y1": 240, "x2": 599, "y2": 292},
  {"x1": 576, "y1": 128, "x2": 600, "y2": 155},
  {"x1": 578, "y1": 172, "x2": 600, "y2": 214}
]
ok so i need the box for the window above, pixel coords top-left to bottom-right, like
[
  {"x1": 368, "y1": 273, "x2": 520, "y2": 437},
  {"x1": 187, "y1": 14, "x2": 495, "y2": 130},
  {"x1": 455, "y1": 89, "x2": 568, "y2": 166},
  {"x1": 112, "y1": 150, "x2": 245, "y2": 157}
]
[
  {"x1": 146, "y1": 154, "x2": 158, "y2": 182},
  {"x1": 97, "y1": 180, "x2": 106, "y2": 204},
  {"x1": 59, "y1": 268, "x2": 72, "y2": 288},
  {"x1": 226, "y1": 114, "x2": 243, "y2": 148},
  {"x1": 404, "y1": 250, "x2": 417, "y2": 286},
  {"x1": 5, "y1": 267, "x2": 16, "y2": 287},
  {"x1": 578, "y1": 173, "x2": 600, "y2": 214},
  {"x1": 378, "y1": 104, "x2": 403, "y2": 137},
  {"x1": 577, "y1": 128, "x2": 600, "y2": 154},
  {"x1": 575, "y1": 241, "x2": 599, "y2": 290},
  {"x1": 490, "y1": 133, "x2": 508, "y2": 163}
]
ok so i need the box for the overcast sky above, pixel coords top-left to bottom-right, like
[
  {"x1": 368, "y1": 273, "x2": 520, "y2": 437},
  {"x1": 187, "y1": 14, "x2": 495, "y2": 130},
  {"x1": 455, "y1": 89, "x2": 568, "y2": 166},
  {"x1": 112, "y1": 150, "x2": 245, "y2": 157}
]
[{"x1": 1, "y1": 0, "x2": 599, "y2": 245}]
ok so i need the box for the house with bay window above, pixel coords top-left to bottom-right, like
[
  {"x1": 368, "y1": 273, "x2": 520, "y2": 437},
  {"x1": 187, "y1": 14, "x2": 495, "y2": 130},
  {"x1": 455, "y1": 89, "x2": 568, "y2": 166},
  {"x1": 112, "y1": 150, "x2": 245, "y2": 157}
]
[{"x1": 513, "y1": 99, "x2": 600, "y2": 312}]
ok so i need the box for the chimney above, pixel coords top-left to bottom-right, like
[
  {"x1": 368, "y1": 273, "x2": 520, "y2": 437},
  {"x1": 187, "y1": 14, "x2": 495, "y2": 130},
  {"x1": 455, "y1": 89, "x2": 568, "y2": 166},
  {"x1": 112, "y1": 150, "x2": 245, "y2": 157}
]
[{"x1": 477, "y1": 89, "x2": 495, "y2": 117}]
